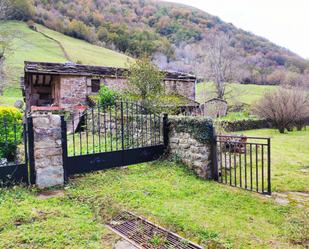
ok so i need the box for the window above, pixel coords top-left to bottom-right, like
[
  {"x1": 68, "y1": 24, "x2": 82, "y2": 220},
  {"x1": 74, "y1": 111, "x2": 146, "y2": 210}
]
[{"x1": 91, "y1": 79, "x2": 100, "y2": 93}]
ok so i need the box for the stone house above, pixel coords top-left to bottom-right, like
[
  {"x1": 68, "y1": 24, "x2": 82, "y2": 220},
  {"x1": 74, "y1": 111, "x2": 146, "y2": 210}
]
[
  {"x1": 200, "y1": 98, "x2": 228, "y2": 118},
  {"x1": 22, "y1": 61, "x2": 199, "y2": 113}
]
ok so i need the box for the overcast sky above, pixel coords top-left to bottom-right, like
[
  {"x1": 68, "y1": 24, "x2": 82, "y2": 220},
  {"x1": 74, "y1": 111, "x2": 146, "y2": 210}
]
[{"x1": 167, "y1": 0, "x2": 309, "y2": 59}]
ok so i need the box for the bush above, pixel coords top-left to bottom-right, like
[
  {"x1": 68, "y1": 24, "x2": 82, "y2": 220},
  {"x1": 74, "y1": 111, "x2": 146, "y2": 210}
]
[
  {"x1": 253, "y1": 88, "x2": 309, "y2": 133},
  {"x1": 98, "y1": 85, "x2": 118, "y2": 107},
  {"x1": 215, "y1": 119, "x2": 272, "y2": 132},
  {"x1": 126, "y1": 56, "x2": 165, "y2": 112},
  {"x1": 0, "y1": 107, "x2": 23, "y2": 160},
  {"x1": 2, "y1": 0, "x2": 34, "y2": 21}
]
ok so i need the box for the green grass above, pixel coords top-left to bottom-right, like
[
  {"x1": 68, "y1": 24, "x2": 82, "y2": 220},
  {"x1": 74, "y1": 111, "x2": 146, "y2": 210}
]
[
  {"x1": 0, "y1": 21, "x2": 133, "y2": 106},
  {"x1": 196, "y1": 82, "x2": 278, "y2": 106},
  {"x1": 0, "y1": 187, "x2": 105, "y2": 248},
  {"x1": 36, "y1": 24, "x2": 132, "y2": 67},
  {"x1": 236, "y1": 128, "x2": 309, "y2": 193},
  {"x1": 0, "y1": 162, "x2": 307, "y2": 248},
  {"x1": 216, "y1": 111, "x2": 258, "y2": 121},
  {"x1": 0, "y1": 21, "x2": 67, "y2": 106}
]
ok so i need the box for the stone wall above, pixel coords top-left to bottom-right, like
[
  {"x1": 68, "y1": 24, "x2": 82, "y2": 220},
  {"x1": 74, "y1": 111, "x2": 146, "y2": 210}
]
[
  {"x1": 168, "y1": 116, "x2": 215, "y2": 179},
  {"x1": 215, "y1": 119, "x2": 273, "y2": 132},
  {"x1": 164, "y1": 80, "x2": 195, "y2": 100},
  {"x1": 32, "y1": 114, "x2": 64, "y2": 189},
  {"x1": 103, "y1": 77, "x2": 129, "y2": 92},
  {"x1": 59, "y1": 76, "x2": 87, "y2": 110},
  {"x1": 200, "y1": 99, "x2": 228, "y2": 118}
]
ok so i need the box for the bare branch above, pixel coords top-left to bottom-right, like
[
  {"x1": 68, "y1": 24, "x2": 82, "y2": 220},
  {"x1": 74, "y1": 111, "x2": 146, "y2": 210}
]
[
  {"x1": 202, "y1": 32, "x2": 239, "y2": 100},
  {"x1": 253, "y1": 87, "x2": 309, "y2": 133}
]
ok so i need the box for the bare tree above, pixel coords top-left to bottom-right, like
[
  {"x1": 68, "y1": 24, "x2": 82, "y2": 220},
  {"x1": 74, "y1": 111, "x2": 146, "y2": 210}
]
[
  {"x1": 253, "y1": 87, "x2": 309, "y2": 133},
  {"x1": 203, "y1": 32, "x2": 239, "y2": 99}
]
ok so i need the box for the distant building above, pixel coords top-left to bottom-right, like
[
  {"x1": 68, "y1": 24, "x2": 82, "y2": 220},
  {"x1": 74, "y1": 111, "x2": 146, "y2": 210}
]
[
  {"x1": 200, "y1": 98, "x2": 228, "y2": 118},
  {"x1": 22, "y1": 61, "x2": 198, "y2": 113}
]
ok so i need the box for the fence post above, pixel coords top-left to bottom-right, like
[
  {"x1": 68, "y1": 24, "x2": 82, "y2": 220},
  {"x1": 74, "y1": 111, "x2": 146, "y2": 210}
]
[
  {"x1": 27, "y1": 117, "x2": 36, "y2": 185},
  {"x1": 267, "y1": 138, "x2": 271, "y2": 195},
  {"x1": 211, "y1": 126, "x2": 219, "y2": 181},
  {"x1": 163, "y1": 113, "x2": 169, "y2": 149},
  {"x1": 120, "y1": 101, "x2": 125, "y2": 150},
  {"x1": 31, "y1": 113, "x2": 64, "y2": 189},
  {"x1": 61, "y1": 116, "x2": 68, "y2": 182}
]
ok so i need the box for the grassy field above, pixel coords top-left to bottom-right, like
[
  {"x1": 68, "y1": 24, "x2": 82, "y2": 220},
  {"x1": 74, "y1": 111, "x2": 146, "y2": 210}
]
[
  {"x1": 0, "y1": 21, "x2": 132, "y2": 106},
  {"x1": 236, "y1": 128, "x2": 309, "y2": 193},
  {"x1": 0, "y1": 161, "x2": 307, "y2": 249},
  {"x1": 196, "y1": 82, "x2": 278, "y2": 106},
  {"x1": 36, "y1": 24, "x2": 132, "y2": 67},
  {"x1": 1, "y1": 127, "x2": 308, "y2": 248}
]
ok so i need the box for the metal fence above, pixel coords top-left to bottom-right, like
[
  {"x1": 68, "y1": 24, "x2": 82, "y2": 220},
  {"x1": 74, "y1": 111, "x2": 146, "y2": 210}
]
[
  {"x1": 216, "y1": 135, "x2": 271, "y2": 195},
  {"x1": 0, "y1": 117, "x2": 29, "y2": 185},
  {"x1": 63, "y1": 101, "x2": 167, "y2": 177}
]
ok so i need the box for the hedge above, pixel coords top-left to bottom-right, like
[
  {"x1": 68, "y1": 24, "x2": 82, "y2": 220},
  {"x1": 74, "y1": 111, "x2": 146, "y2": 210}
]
[
  {"x1": 215, "y1": 119, "x2": 272, "y2": 132},
  {"x1": 0, "y1": 107, "x2": 23, "y2": 160}
]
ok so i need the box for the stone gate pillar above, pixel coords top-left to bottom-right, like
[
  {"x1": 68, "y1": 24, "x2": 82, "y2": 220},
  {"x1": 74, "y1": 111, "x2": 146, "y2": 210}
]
[{"x1": 32, "y1": 113, "x2": 64, "y2": 189}]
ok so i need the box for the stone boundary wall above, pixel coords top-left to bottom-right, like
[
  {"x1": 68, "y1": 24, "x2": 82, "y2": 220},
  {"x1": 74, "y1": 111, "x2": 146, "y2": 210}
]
[
  {"x1": 32, "y1": 113, "x2": 64, "y2": 189},
  {"x1": 167, "y1": 116, "x2": 216, "y2": 179},
  {"x1": 215, "y1": 119, "x2": 272, "y2": 132}
]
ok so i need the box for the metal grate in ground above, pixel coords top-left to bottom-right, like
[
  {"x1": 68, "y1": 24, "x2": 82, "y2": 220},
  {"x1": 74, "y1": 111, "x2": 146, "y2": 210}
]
[{"x1": 107, "y1": 211, "x2": 204, "y2": 249}]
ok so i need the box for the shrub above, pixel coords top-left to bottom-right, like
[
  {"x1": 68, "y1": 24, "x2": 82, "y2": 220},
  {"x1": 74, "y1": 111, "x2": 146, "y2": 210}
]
[
  {"x1": 0, "y1": 107, "x2": 23, "y2": 160},
  {"x1": 215, "y1": 119, "x2": 272, "y2": 132},
  {"x1": 253, "y1": 88, "x2": 309, "y2": 133},
  {"x1": 126, "y1": 56, "x2": 165, "y2": 112},
  {"x1": 98, "y1": 85, "x2": 118, "y2": 107}
]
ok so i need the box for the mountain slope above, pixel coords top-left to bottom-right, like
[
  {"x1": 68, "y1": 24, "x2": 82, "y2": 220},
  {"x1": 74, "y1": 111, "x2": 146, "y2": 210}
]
[
  {"x1": 0, "y1": 21, "x2": 133, "y2": 105},
  {"x1": 30, "y1": 0, "x2": 308, "y2": 85}
]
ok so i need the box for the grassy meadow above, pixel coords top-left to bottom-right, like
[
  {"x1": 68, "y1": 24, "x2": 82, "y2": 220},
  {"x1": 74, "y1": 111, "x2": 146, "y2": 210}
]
[
  {"x1": 0, "y1": 160, "x2": 307, "y2": 249},
  {"x1": 196, "y1": 82, "x2": 278, "y2": 106},
  {"x1": 0, "y1": 21, "x2": 132, "y2": 106},
  {"x1": 236, "y1": 128, "x2": 309, "y2": 193}
]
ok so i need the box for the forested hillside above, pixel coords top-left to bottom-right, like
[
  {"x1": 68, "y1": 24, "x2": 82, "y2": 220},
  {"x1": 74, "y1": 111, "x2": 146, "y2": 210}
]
[{"x1": 1, "y1": 0, "x2": 309, "y2": 86}]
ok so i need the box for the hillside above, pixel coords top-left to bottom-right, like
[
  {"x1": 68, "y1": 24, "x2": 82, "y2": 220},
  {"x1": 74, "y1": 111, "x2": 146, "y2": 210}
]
[
  {"x1": 27, "y1": 0, "x2": 308, "y2": 86},
  {"x1": 0, "y1": 21, "x2": 132, "y2": 106},
  {"x1": 196, "y1": 82, "x2": 278, "y2": 106}
]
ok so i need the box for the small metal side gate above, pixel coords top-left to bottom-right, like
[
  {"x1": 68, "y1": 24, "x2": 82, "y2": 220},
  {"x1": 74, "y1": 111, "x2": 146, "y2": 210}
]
[
  {"x1": 62, "y1": 101, "x2": 168, "y2": 178},
  {"x1": 0, "y1": 117, "x2": 35, "y2": 186},
  {"x1": 215, "y1": 135, "x2": 271, "y2": 195}
]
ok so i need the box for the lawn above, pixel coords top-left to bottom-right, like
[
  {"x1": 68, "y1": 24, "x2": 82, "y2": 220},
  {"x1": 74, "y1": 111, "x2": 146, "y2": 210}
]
[
  {"x1": 0, "y1": 161, "x2": 308, "y2": 249},
  {"x1": 236, "y1": 128, "x2": 309, "y2": 193},
  {"x1": 196, "y1": 82, "x2": 278, "y2": 106}
]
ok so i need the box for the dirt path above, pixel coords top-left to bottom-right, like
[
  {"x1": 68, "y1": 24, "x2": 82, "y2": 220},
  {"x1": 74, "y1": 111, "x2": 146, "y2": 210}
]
[
  {"x1": 35, "y1": 27, "x2": 72, "y2": 61},
  {"x1": 273, "y1": 191, "x2": 309, "y2": 208}
]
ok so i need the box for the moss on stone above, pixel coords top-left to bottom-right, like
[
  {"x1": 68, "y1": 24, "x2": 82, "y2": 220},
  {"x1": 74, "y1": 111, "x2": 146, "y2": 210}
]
[{"x1": 169, "y1": 116, "x2": 214, "y2": 144}]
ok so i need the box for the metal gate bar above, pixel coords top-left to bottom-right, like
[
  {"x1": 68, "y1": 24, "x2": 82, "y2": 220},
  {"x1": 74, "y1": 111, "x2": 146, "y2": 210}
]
[
  {"x1": 216, "y1": 135, "x2": 271, "y2": 195},
  {"x1": 63, "y1": 101, "x2": 167, "y2": 177},
  {"x1": 0, "y1": 117, "x2": 32, "y2": 186}
]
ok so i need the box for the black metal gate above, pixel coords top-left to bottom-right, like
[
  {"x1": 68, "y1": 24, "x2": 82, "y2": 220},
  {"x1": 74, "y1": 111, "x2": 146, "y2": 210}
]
[
  {"x1": 62, "y1": 101, "x2": 168, "y2": 178},
  {"x1": 0, "y1": 116, "x2": 35, "y2": 186},
  {"x1": 215, "y1": 135, "x2": 271, "y2": 195}
]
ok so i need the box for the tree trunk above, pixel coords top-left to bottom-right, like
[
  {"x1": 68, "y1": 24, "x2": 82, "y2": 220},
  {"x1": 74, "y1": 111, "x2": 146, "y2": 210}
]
[{"x1": 278, "y1": 126, "x2": 285, "y2": 133}]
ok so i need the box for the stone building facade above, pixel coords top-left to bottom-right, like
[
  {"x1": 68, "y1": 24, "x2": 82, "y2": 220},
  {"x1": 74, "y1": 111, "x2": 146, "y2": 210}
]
[
  {"x1": 200, "y1": 98, "x2": 228, "y2": 118},
  {"x1": 23, "y1": 61, "x2": 198, "y2": 113}
]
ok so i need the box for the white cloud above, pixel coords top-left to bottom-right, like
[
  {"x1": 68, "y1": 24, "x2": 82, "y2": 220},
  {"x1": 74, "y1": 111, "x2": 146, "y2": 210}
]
[{"x1": 166, "y1": 0, "x2": 309, "y2": 59}]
